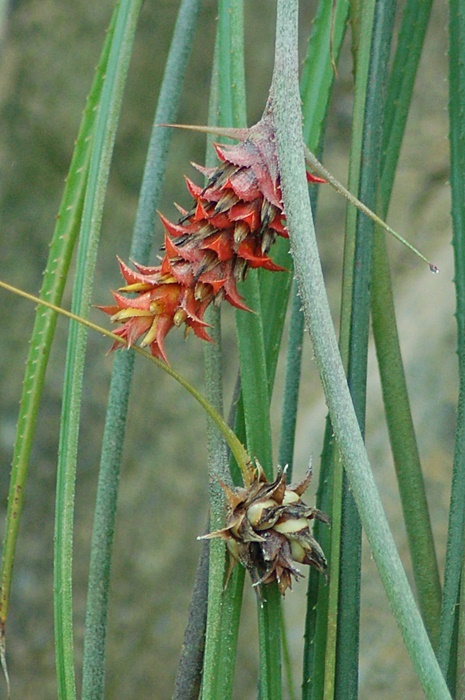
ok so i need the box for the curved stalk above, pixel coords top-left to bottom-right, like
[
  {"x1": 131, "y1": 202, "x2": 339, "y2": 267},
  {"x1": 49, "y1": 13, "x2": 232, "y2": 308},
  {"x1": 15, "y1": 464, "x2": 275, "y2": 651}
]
[{"x1": 0, "y1": 279, "x2": 253, "y2": 483}]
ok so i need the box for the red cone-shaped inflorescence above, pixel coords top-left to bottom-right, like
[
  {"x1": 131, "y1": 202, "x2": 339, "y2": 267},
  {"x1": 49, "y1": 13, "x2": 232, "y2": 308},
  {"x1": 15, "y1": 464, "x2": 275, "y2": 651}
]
[{"x1": 100, "y1": 114, "x2": 325, "y2": 362}]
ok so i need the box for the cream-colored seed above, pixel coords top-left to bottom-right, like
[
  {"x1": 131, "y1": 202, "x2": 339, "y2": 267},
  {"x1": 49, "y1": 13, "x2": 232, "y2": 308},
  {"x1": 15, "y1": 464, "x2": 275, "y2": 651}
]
[
  {"x1": 290, "y1": 540, "x2": 306, "y2": 562},
  {"x1": 282, "y1": 490, "x2": 300, "y2": 505},
  {"x1": 274, "y1": 517, "x2": 308, "y2": 535},
  {"x1": 247, "y1": 499, "x2": 276, "y2": 526}
]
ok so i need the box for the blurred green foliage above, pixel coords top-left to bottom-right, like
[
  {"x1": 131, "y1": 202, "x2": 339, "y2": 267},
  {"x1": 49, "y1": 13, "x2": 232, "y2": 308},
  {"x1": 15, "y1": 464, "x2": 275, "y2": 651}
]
[{"x1": 0, "y1": 1, "x2": 453, "y2": 698}]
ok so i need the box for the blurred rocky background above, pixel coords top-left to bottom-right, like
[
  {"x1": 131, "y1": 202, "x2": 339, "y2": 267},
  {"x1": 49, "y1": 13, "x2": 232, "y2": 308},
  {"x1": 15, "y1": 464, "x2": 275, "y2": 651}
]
[{"x1": 0, "y1": 1, "x2": 453, "y2": 698}]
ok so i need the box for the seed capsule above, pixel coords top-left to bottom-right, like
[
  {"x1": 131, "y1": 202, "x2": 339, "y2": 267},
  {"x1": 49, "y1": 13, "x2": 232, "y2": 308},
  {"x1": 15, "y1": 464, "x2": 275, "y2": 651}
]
[{"x1": 200, "y1": 462, "x2": 328, "y2": 595}]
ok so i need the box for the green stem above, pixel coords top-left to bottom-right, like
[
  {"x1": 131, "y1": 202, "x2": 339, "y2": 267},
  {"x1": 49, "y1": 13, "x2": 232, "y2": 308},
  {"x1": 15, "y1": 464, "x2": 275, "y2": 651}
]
[
  {"x1": 82, "y1": 2, "x2": 202, "y2": 697},
  {"x1": 457, "y1": 544, "x2": 465, "y2": 697},
  {"x1": 297, "y1": 3, "x2": 350, "y2": 697},
  {"x1": 236, "y1": 274, "x2": 282, "y2": 695},
  {"x1": 201, "y1": 5, "x2": 248, "y2": 696},
  {"x1": 271, "y1": 1, "x2": 450, "y2": 697},
  {"x1": 439, "y1": 0, "x2": 465, "y2": 684},
  {"x1": 278, "y1": 280, "x2": 304, "y2": 475},
  {"x1": 372, "y1": 0, "x2": 441, "y2": 646},
  {"x1": 336, "y1": 3, "x2": 396, "y2": 696},
  {"x1": 0, "y1": 279, "x2": 253, "y2": 488},
  {"x1": 208, "y1": 3, "x2": 282, "y2": 699},
  {"x1": 54, "y1": 4, "x2": 144, "y2": 696},
  {"x1": 372, "y1": 232, "x2": 442, "y2": 644}
]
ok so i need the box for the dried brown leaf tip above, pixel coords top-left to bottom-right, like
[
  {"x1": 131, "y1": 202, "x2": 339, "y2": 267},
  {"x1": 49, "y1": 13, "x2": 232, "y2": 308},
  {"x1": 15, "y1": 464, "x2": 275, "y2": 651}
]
[
  {"x1": 99, "y1": 114, "x2": 325, "y2": 362},
  {"x1": 201, "y1": 463, "x2": 329, "y2": 596}
]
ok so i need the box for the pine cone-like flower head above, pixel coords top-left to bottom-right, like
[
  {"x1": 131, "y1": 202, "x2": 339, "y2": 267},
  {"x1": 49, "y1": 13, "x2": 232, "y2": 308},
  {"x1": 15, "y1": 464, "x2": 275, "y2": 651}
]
[
  {"x1": 100, "y1": 114, "x2": 324, "y2": 361},
  {"x1": 201, "y1": 463, "x2": 329, "y2": 595}
]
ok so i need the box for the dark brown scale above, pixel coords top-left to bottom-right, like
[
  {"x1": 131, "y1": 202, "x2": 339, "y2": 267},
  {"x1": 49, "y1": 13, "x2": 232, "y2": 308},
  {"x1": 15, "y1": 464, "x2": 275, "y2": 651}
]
[
  {"x1": 201, "y1": 162, "x2": 238, "y2": 195},
  {"x1": 174, "y1": 223, "x2": 216, "y2": 248},
  {"x1": 177, "y1": 210, "x2": 194, "y2": 225},
  {"x1": 233, "y1": 222, "x2": 248, "y2": 245},
  {"x1": 262, "y1": 230, "x2": 277, "y2": 255},
  {"x1": 233, "y1": 257, "x2": 248, "y2": 282},
  {"x1": 259, "y1": 199, "x2": 275, "y2": 235},
  {"x1": 192, "y1": 251, "x2": 218, "y2": 282},
  {"x1": 213, "y1": 191, "x2": 239, "y2": 215}
]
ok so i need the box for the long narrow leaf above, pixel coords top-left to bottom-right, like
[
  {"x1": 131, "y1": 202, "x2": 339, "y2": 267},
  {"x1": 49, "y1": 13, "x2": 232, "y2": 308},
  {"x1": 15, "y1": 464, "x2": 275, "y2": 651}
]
[
  {"x1": 438, "y1": 0, "x2": 465, "y2": 684},
  {"x1": 82, "y1": 2, "x2": 202, "y2": 698},
  {"x1": 201, "y1": 33, "x2": 236, "y2": 700},
  {"x1": 0, "y1": 3, "x2": 116, "y2": 668},
  {"x1": 54, "y1": 2, "x2": 143, "y2": 696},
  {"x1": 230, "y1": 69, "x2": 283, "y2": 700},
  {"x1": 291, "y1": 3, "x2": 350, "y2": 698},
  {"x1": 201, "y1": 4, "x2": 249, "y2": 699},
  {"x1": 336, "y1": 3, "x2": 396, "y2": 696},
  {"x1": 314, "y1": 3, "x2": 376, "y2": 696},
  {"x1": 372, "y1": 0, "x2": 441, "y2": 645}
]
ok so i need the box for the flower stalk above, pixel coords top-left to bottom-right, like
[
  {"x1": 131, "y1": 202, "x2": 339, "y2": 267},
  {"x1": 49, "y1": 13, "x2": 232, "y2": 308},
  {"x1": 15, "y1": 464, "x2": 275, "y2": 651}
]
[
  {"x1": 270, "y1": 0, "x2": 450, "y2": 697},
  {"x1": 0, "y1": 278, "x2": 254, "y2": 484}
]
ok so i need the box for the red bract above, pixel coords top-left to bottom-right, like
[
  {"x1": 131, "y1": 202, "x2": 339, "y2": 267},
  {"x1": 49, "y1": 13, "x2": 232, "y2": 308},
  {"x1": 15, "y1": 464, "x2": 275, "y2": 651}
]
[{"x1": 100, "y1": 114, "x2": 325, "y2": 362}]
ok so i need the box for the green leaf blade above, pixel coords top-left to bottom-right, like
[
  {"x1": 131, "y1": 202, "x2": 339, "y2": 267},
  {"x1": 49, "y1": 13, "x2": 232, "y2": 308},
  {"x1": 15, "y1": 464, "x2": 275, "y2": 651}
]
[
  {"x1": 439, "y1": 0, "x2": 465, "y2": 687},
  {"x1": 82, "y1": 2, "x2": 203, "y2": 698},
  {"x1": 0, "y1": 0, "x2": 116, "y2": 666},
  {"x1": 54, "y1": 2, "x2": 144, "y2": 696},
  {"x1": 372, "y1": 0, "x2": 441, "y2": 645}
]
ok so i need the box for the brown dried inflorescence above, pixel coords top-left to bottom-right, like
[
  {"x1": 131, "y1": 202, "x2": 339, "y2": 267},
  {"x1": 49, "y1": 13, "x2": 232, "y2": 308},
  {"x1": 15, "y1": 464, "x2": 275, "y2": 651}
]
[
  {"x1": 201, "y1": 463, "x2": 329, "y2": 595},
  {"x1": 100, "y1": 114, "x2": 324, "y2": 362}
]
